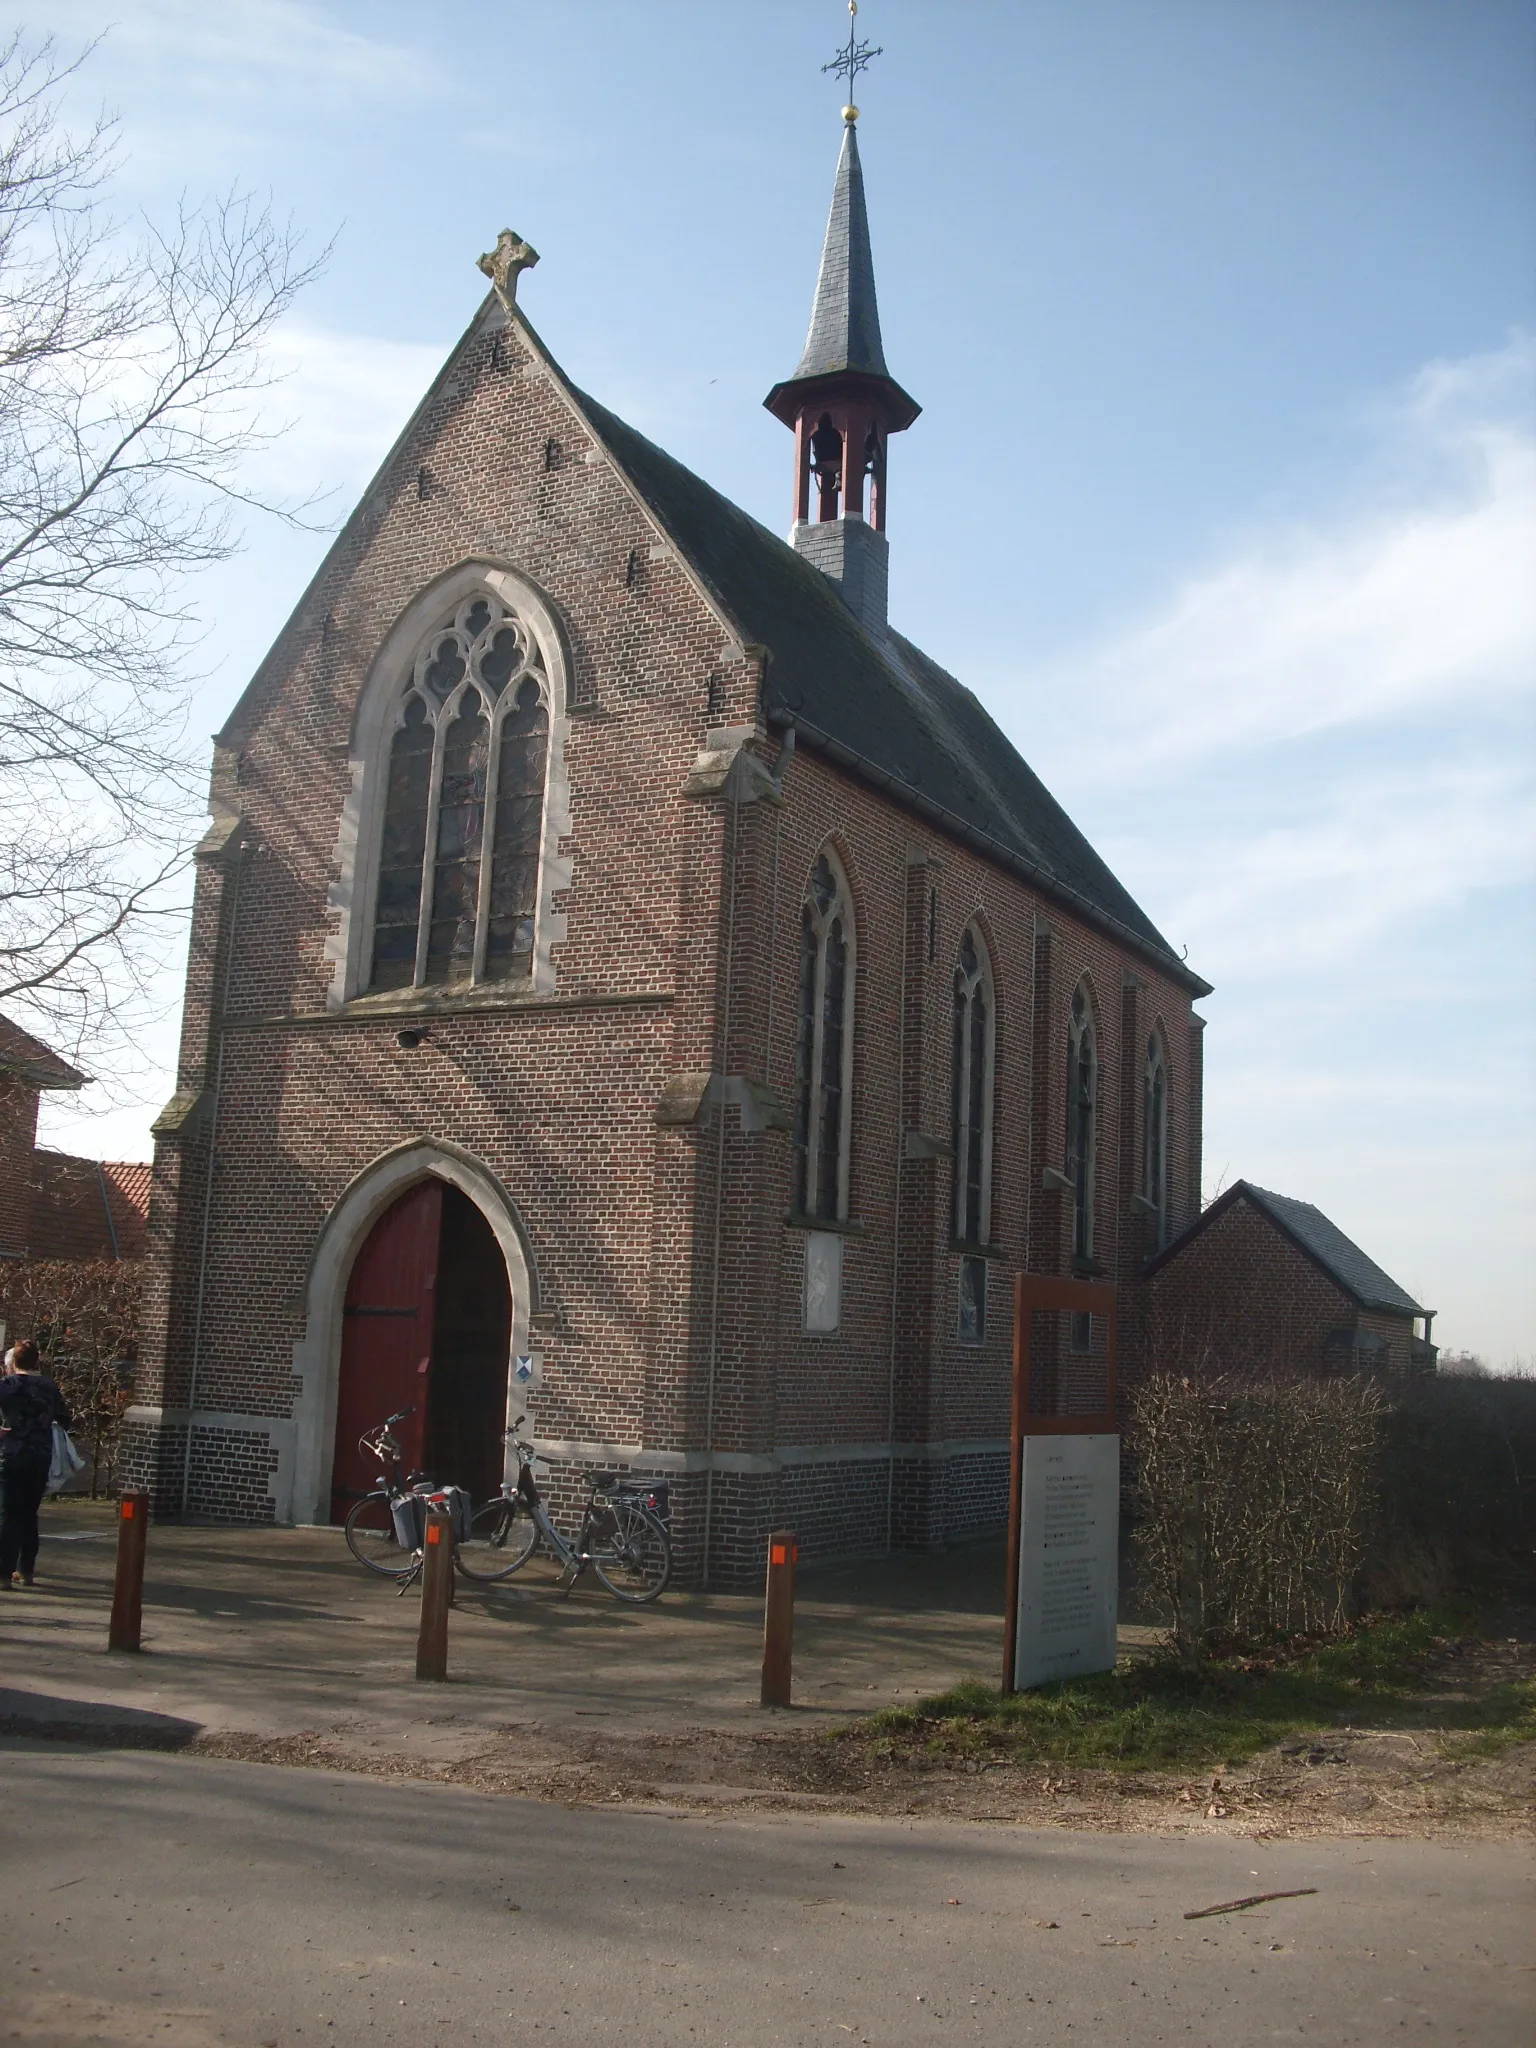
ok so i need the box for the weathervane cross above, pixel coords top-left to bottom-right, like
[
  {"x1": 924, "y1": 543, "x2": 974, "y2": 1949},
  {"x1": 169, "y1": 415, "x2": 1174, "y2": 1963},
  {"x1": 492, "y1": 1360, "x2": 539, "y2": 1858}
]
[
  {"x1": 477, "y1": 229, "x2": 540, "y2": 314},
  {"x1": 822, "y1": 0, "x2": 882, "y2": 119}
]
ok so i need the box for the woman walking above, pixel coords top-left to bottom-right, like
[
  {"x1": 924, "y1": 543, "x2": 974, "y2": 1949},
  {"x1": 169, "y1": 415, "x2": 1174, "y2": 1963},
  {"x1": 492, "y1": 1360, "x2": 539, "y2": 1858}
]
[{"x1": 0, "y1": 1338, "x2": 71, "y2": 1588}]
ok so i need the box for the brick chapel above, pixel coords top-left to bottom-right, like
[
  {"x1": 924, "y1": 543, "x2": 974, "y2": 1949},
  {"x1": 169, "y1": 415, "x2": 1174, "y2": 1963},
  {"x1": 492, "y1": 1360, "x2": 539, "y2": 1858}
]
[{"x1": 127, "y1": 114, "x2": 1221, "y2": 1583}]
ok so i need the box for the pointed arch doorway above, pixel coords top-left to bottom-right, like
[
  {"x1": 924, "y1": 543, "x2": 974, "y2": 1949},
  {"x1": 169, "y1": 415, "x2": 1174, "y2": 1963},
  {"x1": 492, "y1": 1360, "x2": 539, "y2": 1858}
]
[{"x1": 327, "y1": 1179, "x2": 513, "y2": 1521}]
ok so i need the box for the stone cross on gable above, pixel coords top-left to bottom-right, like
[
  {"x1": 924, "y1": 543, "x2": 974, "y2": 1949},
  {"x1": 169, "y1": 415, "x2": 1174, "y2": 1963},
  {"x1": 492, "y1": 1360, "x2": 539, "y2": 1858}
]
[{"x1": 477, "y1": 230, "x2": 540, "y2": 314}]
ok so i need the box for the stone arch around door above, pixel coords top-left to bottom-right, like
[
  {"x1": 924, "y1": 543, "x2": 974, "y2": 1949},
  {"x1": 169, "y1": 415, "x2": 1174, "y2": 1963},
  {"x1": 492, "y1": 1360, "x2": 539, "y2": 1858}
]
[{"x1": 288, "y1": 1141, "x2": 540, "y2": 1525}]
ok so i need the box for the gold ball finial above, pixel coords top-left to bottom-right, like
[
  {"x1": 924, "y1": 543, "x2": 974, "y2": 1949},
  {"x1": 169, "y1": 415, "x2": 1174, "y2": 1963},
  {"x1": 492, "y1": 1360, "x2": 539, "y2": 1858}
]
[{"x1": 843, "y1": 103, "x2": 858, "y2": 122}]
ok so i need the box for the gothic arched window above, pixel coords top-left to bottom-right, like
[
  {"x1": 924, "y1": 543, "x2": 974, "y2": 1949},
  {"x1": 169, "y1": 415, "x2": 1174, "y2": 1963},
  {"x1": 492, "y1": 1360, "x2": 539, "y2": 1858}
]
[
  {"x1": 952, "y1": 926, "x2": 995, "y2": 1247},
  {"x1": 369, "y1": 594, "x2": 550, "y2": 993},
  {"x1": 1144, "y1": 1032, "x2": 1170, "y2": 1249},
  {"x1": 1065, "y1": 982, "x2": 1097, "y2": 1263},
  {"x1": 793, "y1": 851, "x2": 855, "y2": 1221}
]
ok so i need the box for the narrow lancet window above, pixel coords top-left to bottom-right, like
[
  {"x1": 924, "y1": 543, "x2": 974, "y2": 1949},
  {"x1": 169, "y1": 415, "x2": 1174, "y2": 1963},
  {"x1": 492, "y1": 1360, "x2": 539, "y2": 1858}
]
[
  {"x1": 793, "y1": 851, "x2": 855, "y2": 1221},
  {"x1": 366, "y1": 594, "x2": 552, "y2": 994},
  {"x1": 1066, "y1": 983, "x2": 1097, "y2": 1264},
  {"x1": 951, "y1": 926, "x2": 994, "y2": 1248},
  {"x1": 485, "y1": 678, "x2": 549, "y2": 981},
  {"x1": 1145, "y1": 1033, "x2": 1169, "y2": 1248}
]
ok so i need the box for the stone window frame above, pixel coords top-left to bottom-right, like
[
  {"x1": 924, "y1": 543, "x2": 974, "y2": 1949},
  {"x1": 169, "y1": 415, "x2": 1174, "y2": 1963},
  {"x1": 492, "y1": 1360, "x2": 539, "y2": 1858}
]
[
  {"x1": 1144, "y1": 1024, "x2": 1172, "y2": 1250},
  {"x1": 951, "y1": 921, "x2": 997, "y2": 1249},
  {"x1": 326, "y1": 561, "x2": 573, "y2": 1009},
  {"x1": 1065, "y1": 977, "x2": 1099, "y2": 1265},
  {"x1": 793, "y1": 845, "x2": 857, "y2": 1224}
]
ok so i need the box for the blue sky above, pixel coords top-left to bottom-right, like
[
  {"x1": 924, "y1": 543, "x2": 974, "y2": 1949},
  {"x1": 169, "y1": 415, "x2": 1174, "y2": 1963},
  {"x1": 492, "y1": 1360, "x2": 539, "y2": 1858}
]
[{"x1": 30, "y1": 0, "x2": 1536, "y2": 1364}]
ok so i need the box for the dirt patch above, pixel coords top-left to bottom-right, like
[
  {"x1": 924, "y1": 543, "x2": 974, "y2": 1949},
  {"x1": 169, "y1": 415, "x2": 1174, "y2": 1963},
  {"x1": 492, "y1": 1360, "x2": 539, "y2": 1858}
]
[{"x1": 166, "y1": 1625, "x2": 1535, "y2": 1842}]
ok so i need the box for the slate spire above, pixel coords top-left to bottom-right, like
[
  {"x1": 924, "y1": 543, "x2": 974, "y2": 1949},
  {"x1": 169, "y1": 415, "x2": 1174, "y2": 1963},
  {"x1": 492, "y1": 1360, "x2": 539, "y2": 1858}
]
[{"x1": 792, "y1": 120, "x2": 890, "y2": 383}]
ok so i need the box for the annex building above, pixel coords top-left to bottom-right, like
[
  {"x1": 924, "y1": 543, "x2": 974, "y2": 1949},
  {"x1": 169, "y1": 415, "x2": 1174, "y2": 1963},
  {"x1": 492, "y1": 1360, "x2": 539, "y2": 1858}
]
[{"x1": 127, "y1": 117, "x2": 1215, "y2": 1583}]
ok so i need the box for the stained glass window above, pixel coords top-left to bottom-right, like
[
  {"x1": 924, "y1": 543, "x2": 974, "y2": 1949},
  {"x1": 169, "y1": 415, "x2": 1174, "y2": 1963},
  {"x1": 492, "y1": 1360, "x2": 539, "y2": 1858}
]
[
  {"x1": 793, "y1": 851, "x2": 855, "y2": 1221},
  {"x1": 367, "y1": 594, "x2": 551, "y2": 993}
]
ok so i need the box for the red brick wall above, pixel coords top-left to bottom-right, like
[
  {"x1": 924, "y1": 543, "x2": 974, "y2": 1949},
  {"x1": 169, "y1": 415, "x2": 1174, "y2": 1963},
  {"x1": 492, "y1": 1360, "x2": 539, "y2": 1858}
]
[{"x1": 1145, "y1": 1192, "x2": 1414, "y2": 1376}]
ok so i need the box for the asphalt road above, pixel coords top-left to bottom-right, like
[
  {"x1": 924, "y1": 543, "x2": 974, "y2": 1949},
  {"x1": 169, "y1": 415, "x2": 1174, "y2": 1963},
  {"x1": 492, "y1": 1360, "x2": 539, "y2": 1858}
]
[{"x1": 3, "y1": 1746, "x2": 1530, "y2": 2046}]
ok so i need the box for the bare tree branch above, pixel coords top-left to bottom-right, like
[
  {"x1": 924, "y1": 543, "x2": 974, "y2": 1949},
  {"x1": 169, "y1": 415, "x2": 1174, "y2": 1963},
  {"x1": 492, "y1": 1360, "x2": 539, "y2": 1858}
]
[{"x1": 0, "y1": 34, "x2": 326, "y2": 1069}]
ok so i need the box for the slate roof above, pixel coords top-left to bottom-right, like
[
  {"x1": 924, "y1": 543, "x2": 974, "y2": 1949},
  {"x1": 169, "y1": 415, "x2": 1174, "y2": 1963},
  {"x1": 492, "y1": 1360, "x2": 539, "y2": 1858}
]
[
  {"x1": 0, "y1": 1015, "x2": 87, "y2": 1091},
  {"x1": 570, "y1": 382, "x2": 1205, "y2": 988},
  {"x1": 1148, "y1": 1179, "x2": 1426, "y2": 1315}
]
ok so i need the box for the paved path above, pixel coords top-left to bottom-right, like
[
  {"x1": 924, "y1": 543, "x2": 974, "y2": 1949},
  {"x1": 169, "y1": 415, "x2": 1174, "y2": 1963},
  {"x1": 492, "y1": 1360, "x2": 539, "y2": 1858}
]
[
  {"x1": 4, "y1": 1746, "x2": 1530, "y2": 2046},
  {"x1": 1, "y1": 1501, "x2": 1157, "y2": 1758}
]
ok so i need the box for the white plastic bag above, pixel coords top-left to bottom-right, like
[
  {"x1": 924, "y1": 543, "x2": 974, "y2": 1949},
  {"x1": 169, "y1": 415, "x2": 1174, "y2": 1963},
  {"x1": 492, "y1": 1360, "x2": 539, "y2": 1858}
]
[{"x1": 45, "y1": 1421, "x2": 85, "y2": 1495}]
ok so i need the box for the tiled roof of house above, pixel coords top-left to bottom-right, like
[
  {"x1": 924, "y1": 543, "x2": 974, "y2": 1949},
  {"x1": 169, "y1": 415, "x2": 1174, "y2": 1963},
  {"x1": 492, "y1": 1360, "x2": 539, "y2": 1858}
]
[
  {"x1": 1148, "y1": 1178, "x2": 1426, "y2": 1315},
  {"x1": 0, "y1": 1015, "x2": 88, "y2": 1091},
  {"x1": 570, "y1": 383, "x2": 1205, "y2": 989},
  {"x1": 28, "y1": 1152, "x2": 150, "y2": 1262}
]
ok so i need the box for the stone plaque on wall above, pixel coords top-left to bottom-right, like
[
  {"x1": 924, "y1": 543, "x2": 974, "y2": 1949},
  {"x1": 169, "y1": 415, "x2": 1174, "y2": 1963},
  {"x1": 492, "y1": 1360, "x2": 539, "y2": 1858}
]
[
  {"x1": 1012, "y1": 1432, "x2": 1119, "y2": 1691},
  {"x1": 803, "y1": 1230, "x2": 843, "y2": 1333}
]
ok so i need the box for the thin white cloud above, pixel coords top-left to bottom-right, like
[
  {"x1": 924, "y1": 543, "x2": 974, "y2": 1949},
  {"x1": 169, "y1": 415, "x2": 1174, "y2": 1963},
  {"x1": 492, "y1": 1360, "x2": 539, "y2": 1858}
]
[
  {"x1": 1024, "y1": 334, "x2": 1536, "y2": 782},
  {"x1": 1001, "y1": 337, "x2": 1536, "y2": 1361},
  {"x1": 247, "y1": 321, "x2": 451, "y2": 501},
  {"x1": 46, "y1": 0, "x2": 438, "y2": 100}
]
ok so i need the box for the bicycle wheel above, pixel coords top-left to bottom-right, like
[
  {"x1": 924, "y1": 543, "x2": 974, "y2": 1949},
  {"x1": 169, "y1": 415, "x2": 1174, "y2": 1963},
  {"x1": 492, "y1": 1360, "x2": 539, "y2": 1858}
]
[
  {"x1": 456, "y1": 1494, "x2": 540, "y2": 1582},
  {"x1": 588, "y1": 1498, "x2": 671, "y2": 1604},
  {"x1": 344, "y1": 1491, "x2": 418, "y2": 1581}
]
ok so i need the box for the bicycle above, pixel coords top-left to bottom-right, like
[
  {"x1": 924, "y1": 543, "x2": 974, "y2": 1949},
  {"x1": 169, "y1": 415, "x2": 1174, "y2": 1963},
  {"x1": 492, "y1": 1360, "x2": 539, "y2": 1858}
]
[
  {"x1": 455, "y1": 1414, "x2": 672, "y2": 1603},
  {"x1": 342, "y1": 1408, "x2": 434, "y2": 1589}
]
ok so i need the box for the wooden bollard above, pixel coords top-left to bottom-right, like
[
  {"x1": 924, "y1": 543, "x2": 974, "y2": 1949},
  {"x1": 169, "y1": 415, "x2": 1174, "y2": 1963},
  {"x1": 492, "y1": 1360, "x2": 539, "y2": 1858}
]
[
  {"x1": 108, "y1": 1490, "x2": 149, "y2": 1653},
  {"x1": 760, "y1": 1528, "x2": 798, "y2": 1708},
  {"x1": 415, "y1": 1504, "x2": 453, "y2": 1681}
]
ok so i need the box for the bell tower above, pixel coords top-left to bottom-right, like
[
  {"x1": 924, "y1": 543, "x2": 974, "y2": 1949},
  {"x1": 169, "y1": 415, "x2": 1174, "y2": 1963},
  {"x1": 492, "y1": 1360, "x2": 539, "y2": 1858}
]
[{"x1": 764, "y1": 13, "x2": 918, "y2": 638}]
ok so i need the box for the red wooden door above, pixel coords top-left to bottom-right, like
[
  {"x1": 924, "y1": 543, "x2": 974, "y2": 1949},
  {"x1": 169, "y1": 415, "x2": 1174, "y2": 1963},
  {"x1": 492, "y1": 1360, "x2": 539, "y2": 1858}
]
[{"x1": 329, "y1": 1180, "x2": 443, "y2": 1521}]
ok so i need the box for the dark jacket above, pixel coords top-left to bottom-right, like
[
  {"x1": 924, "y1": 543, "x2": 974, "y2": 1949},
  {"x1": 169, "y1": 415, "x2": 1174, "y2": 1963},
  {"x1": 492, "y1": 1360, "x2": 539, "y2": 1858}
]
[{"x1": 0, "y1": 1371, "x2": 71, "y2": 1466}]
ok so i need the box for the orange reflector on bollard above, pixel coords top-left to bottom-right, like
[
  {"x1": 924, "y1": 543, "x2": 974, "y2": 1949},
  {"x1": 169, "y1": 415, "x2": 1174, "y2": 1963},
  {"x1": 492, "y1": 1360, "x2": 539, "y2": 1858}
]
[
  {"x1": 770, "y1": 1544, "x2": 787, "y2": 1566},
  {"x1": 426, "y1": 1523, "x2": 442, "y2": 1545},
  {"x1": 121, "y1": 1500, "x2": 135, "y2": 1519}
]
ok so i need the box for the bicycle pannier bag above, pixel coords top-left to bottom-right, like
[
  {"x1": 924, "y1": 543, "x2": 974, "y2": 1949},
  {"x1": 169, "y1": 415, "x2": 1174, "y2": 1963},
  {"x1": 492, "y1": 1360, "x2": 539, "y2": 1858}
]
[
  {"x1": 391, "y1": 1492, "x2": 426, "y2": 1550},
  {"x1": 429, "y1": 1485, "x2": 474, "y2": 1543}
]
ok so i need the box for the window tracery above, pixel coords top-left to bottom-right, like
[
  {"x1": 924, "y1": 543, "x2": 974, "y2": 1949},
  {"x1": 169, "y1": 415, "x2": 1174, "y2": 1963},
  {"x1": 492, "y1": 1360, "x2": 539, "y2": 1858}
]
[
  {"x1": 793, "y1": 851, "x2": 855, "y2": 1222},
  {"x1": 370, "y1": 594, "x2": 550, "y2": 993}
]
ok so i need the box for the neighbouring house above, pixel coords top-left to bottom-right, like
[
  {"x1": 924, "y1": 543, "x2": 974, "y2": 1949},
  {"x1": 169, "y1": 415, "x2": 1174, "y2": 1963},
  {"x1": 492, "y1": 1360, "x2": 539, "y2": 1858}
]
[
  {"x1": 0, "y1": 1016, "x2": 150, "y2": 1265},
  {"x1": 1143, "y1": 1180, "x2": 1436, "y2": 1379}
]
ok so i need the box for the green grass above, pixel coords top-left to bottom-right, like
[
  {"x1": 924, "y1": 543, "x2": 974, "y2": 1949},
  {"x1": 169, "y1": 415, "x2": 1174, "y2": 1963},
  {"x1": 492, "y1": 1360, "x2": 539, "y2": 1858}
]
[{"x1": 836, "y1": 1609, "x2": 1536, "y2": 1772}]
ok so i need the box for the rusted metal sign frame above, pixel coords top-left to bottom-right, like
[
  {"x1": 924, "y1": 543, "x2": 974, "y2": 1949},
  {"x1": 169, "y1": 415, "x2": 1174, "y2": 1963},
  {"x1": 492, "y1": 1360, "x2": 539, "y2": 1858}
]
[{"x1": 1002, "y1": 1273, "x2": 1119, "y2": 1695}]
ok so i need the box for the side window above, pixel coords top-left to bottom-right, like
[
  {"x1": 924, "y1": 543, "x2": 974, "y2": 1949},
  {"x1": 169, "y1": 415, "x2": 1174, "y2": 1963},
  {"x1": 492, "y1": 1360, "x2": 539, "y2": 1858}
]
[
  {"x1": 952, "y1": 925, "x2": 995, "y2": 1345},
  {"x1": 369, "y1": 595, "x2": 550, "y2": 992},
  {"x1": 1144, "y1": 1032, "x2": 1170, "y2": 1249},
  {"x1": 952, "y1": 927, "x2": 995, "y2": 1245},
  {"x1": 792, "y1": 851, "x2": 855, "y2": 1222},
  {"x1": 1065, "y1": 982, "x2": 1097, "y2": 1265}
]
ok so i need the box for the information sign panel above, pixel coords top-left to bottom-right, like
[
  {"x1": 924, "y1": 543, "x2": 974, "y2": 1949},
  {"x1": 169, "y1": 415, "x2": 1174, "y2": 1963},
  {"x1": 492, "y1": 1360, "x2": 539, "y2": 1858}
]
[
  {"x1": 1003, "y1": 1271, "x2": 1120, "y2": 1694},
  {"x1": 1013, "y1": 1432, "x2": 1119, "y2": 1691}
]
